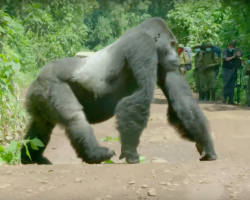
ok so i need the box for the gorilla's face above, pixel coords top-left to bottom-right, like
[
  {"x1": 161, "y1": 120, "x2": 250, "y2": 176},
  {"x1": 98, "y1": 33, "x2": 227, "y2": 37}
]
[{"x1": 155, "y1": 33, "x2": 179, "y2": 72}]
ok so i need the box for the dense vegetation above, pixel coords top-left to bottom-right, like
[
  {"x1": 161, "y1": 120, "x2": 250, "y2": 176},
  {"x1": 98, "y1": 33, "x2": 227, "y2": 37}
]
[{"x1": 0, "y1": 0, "x2": 250, "y2": 154}]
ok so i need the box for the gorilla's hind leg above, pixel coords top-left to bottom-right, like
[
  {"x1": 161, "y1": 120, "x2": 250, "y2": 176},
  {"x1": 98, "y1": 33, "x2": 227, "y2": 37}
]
[
  {"x1": 50, "y1": 82, "x2": 115, "y2": 164},
  {"x1": 21, "y1": 119, "x2": 54, "y2": 165}
]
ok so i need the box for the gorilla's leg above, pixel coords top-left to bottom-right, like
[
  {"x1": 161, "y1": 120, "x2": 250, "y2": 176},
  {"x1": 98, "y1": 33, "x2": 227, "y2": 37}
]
[
  {"x1": 50, "y1": 82, "x2": 115, "y2": 164},
  {"x1": 116, "y1": 37, "x2": 157, "y2": 164},
  {"x1": 21, "y1": 119, "x2": 54, "y2": 165},
  {"x1": 159, "y1": 71, "x2": 217, "y2": 161}
]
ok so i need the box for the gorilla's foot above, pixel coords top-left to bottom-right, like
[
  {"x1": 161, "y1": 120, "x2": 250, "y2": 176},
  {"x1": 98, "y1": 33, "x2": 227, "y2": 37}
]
[
  {"x1": 21, "y1": 155, "x2": 52, "y2": 165},
  {"x1": 83, "y1": 147, "x2": 116, "y2": 164},
  {"x1": 119, "y1": 151, "x2": 140, "y2": 164},
  {"x1": 196, "y1": 143, "x2": 217, "y2": 161}
]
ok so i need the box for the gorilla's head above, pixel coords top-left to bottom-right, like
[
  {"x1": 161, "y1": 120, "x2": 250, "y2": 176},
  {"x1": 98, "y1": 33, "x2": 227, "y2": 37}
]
[{"x1": 122, "y1": 17, "x2": 179, "y2": 73}]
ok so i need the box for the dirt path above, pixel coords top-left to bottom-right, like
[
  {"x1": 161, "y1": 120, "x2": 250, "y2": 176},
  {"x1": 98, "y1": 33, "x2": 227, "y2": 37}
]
[{"x1": 1, "y1": 89, "x2": 250, "y2": 200}]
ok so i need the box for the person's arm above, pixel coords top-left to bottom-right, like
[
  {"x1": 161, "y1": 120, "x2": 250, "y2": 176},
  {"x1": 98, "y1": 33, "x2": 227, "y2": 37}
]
[
  {"x1": 223, "y1": 50, "x2": 235, "y2": 61},
  {"x1": 208, "y1": 53, "x2": 219, "y2": 68}
]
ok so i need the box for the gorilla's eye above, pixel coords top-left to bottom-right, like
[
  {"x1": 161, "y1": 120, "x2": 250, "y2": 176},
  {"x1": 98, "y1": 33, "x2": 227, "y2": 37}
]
[{"x1": 155, "y1": 33, "x2": 160, "y2": 42}]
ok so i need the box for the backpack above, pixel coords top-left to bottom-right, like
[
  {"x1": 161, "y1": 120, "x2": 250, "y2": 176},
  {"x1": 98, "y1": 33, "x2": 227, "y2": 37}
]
[
  {"x1": 183, "y1": 47, "x2": 193, "y2": 71},
  {"x1": 211, "y1": 45, "x2": 221, "y2": 75}
]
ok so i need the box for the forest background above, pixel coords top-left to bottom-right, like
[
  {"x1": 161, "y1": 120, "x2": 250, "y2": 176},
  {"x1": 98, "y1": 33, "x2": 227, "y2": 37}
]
[{"x1": 0, "y1": 0, "x2": 250, "y2": 149}]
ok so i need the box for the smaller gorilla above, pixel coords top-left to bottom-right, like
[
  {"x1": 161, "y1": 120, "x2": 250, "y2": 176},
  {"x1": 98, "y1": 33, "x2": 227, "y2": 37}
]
[{"x1": 20, "y1": 17, "x2": 217, "y2": 165}]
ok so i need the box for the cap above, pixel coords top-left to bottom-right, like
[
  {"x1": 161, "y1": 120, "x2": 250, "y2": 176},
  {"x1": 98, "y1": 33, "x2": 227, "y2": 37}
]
[{"x1": 178, "y1": 44, "x2": 184, "y2": 48}]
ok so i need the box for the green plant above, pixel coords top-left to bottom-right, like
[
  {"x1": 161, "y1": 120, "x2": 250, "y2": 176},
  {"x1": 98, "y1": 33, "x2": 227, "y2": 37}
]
[
  {"x1": 0, "y1": 137, "x2": 44, "y2": 165},
  {"x1": 101, "y1": 136, "x2": 119, "y2": 142}
]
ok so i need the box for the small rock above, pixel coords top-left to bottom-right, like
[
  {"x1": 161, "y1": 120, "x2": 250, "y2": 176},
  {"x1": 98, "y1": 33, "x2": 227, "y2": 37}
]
[
  {"x1": 148, "y1": 188, "x2": 156, "y2": 196},
  {"x1": 128, "y1": 180, "x2": 136, "y2": 185},
  {"x1": 75, "y1": 178, "x2": 83, "y2": 183},
  {"x1": 107, "y1": 195, "x2": 112, "y2": 198},
  {"x1": 166, "y1": 182, "x2": 172, "y2": 186},
  {"x1": 141, "y1": 184, "x2": 148, "y2": 188},
  {"x1": 164, "y1": 170, "x2": 173, "y2": 173},
  {"x1": 183, "y1": 180, "x2": 190, "y2": 185},
  {"x1": 26, "y1": 189, "x2": 32, "y2": 193},
  {"x1": 150, "y1": 157, "x2": 167, "y2": 163},
  {"x1": 158, "y1": 182, "x2": 166, "y2": 185},
  {"x1": 173, "y1": 183, "x2": 179, "y2": 187},
  {"x1": 41, "y1": 181, "x2": 48, "y2": 184},
  {"x1": 6, "y1": 171, "x2": 11, "y2": 175}
]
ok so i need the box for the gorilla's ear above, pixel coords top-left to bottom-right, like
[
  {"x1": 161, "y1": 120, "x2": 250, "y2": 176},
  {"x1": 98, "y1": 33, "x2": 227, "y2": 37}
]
[{"x1": 155, "y1": 33, "x2": 160, "y2": 42}]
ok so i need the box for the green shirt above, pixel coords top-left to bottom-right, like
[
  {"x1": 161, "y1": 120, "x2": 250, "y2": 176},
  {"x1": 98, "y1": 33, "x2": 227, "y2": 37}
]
[
  {"x1": 199, "y1": 51, "x2": 219, "y2": 69},
  {"x1": 194, "y1": 52, "x2": 202, "y2": 68}
]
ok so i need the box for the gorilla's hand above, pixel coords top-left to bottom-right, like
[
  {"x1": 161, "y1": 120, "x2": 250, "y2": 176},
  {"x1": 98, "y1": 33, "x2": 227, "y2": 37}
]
[
  {"x1": 119, "y1": 146, "x2": 140, "y2": 164},
  {"x1": 196, "y1": 143, "x2": 217, "y2": 161}
]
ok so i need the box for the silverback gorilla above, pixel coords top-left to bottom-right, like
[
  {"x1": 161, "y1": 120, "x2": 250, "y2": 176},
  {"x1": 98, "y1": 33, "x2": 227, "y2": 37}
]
[{"x1": 21, "y1": 17, "x2": 217, "y2": 165}]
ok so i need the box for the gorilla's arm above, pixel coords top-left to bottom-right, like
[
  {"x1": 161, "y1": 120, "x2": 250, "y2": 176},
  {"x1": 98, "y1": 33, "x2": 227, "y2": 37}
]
[{"x1": 157, "y1": 70, "x2": 217, "y2": 161}]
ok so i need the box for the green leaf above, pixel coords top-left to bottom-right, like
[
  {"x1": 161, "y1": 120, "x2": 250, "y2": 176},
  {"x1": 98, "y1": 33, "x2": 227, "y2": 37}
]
[
  {"x1": 139, "y1": 156, "x2": 146, "y2": 163},
  {"x1": 0, "y1": 156, "x2": 3, "y2": 163},
  {"x1": 0, "y1": 146, "x2": 4, "y2": 153},
  {"x1": 101, "y1": 136, "x2": 112, "y2": 142},
  {"x1": 23, "y1": 143, "x2": 32, "y2": 161},
  {"x1": 5, "y1": 141, "x2": 17, "y2": 153},
  {"x1": 31, "y1": 143, "x2": 39, "y2": 150},
  {"x1": 112, "y1": 137, "x2": 119, "y2": 141},
  {"x1": 31, "y1": 138, "x2": 44, "y2": 147},
  {"x1": 105, "y1": 160, "x2": 115, "y2": 164}
]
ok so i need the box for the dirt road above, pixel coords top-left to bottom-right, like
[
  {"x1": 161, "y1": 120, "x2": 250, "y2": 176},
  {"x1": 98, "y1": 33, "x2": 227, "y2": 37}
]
[{"x1": 1, "y1": 89, "x2": 250, "y2": 200}]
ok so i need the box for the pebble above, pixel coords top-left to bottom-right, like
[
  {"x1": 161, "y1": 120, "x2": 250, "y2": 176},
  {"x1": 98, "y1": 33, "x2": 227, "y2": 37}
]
[
  {"x1": 150, "y1": 157, "x2": 167, "y2": 163},
  {"x1": 41, "y1": 181, "x2": 48, "y2": 184},
  {"x1": 75, "y1": 178, "x2": 83, "y2": 183},
  {"x1": 148, "y1": 188, "x2": 156, "y2": 196},
  {"x1": 128, "y1": 180, "x2": 135, "y2": 185},
  {"x1": 164, "y1": 170, "x2": 173, "y2": 173},
  {"x1": 26, "y1": 189, "x2": 32, "y2": 193},
  {"x1": 166, "y1": 182, "x2": 172, "y2": 186},
  {"x1": 141, "y1": 184, "x2": 148, "y2": 188}
]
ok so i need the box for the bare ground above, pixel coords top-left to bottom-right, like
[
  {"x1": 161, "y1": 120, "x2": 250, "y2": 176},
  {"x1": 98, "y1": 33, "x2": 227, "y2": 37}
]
[{"x1": 1, "y1": 89, "x2": 250, "y2": 200}]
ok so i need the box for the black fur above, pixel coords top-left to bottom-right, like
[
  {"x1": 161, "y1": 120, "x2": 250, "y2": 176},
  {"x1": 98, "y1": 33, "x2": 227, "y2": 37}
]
[{"x1": 21, "y1": 17, "x2": 217, "y2": 165}]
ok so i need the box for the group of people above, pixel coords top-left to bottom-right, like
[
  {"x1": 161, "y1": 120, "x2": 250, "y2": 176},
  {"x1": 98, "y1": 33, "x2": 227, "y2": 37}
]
[{"x1": 177, "y1": 41, "x2": 250, "y2": 105}]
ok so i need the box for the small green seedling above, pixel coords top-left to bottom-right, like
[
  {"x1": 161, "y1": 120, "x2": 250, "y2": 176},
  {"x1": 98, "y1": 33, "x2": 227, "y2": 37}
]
[
  {"x1": 139, "y1": 156, "x2": 146, "y2": 163},
  {"x1": 101, "y1": 136, "x2": 119, "y2": 142},
  {"x1": 0, "y1": 137, "x2": 44, "y2": 165}
]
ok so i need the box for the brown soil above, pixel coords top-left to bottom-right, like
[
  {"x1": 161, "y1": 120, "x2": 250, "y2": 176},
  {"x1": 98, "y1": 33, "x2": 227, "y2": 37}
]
[{"x1": 1, "y1": 89, "x2": 250, "y2": 200}]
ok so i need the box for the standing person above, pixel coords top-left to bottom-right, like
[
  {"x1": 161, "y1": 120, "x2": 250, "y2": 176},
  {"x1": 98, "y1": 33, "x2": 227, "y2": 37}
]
[
  {"x1": 245, "y1": 54, "x2": 250, "y2": 105},
  {"x1": 200, "y1": 42, "x2": 219, "y2": 101},
  {"x1": 177, "y1": 44, "x2": 189, "y2": 77},
  {"x1": 222, "y1": 41, "x2": 239, "y2": 104},
  {"x1": 193, "y1": 43, "x2": 204, "y2": 101}
]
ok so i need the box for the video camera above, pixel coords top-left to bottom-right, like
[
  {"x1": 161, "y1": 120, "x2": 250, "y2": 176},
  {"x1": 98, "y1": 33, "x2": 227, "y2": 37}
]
[{"x1": 232, "y1": 48, "x2": 244, "y2": 69}]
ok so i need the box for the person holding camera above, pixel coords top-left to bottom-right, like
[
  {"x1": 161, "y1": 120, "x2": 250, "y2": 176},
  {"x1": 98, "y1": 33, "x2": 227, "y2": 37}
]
[
  {"x1": 245, "y1": 54, "x2": 250, "y2": 104},
  {"x1": 199, "y1": 42, "x2": 219, "y2": 101},
  {"x1": 222, "y1": 41, "x2": 238, "y2": 104}
]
